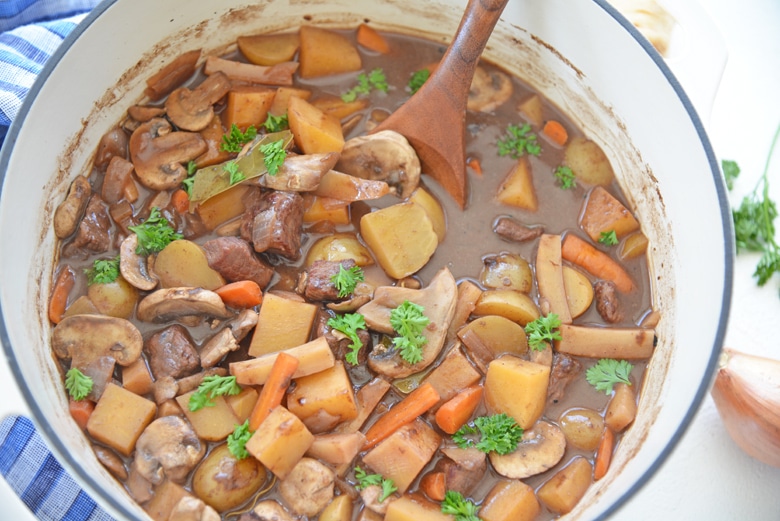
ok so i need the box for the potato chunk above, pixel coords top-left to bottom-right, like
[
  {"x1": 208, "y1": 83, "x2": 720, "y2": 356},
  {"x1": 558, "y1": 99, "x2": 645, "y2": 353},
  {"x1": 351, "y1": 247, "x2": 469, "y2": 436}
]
[
  {"x1": 245, "y1": 405, "x2": 314, "y2": 480},
  {"x1": 248, "y1": 292, "x2": 318, "y2": 357},
  {"x1": 287, "y1": 362, "x2": 359, "y2": 433},
  {"x1": 484, "y1": 355, "x2": 550, "y2": 429},
  {"x1": 537, "y1": 456, "x2": 593, "y2": 514},
  {"x1": 288, "y1": 95, "x2": 345, "y2": 154},
  {"x1": 480, "y1": 479, "x2": 540, "y2": 521},
  {"x1": 298, "y1": 26, "x2": 361, "y2": 78},
  {"x1": 87, "y1": 382, "x2": 157, "y2": 456}
]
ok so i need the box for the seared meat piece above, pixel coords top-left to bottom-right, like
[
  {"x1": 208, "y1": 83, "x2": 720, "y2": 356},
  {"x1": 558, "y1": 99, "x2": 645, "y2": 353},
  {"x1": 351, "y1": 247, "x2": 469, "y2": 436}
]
[
  {"x1": 547, "y1": 353, "x2": 583, "y2": 404},
  {"x1": 242, "y1": 190, "x2": 304, "y2": 259},
  {"x1": 436, "y1": 446, "x2": 487, "y2": 496},
  {"x1": 133, "y1": 415, "x2": 206, "y2": 484},
  {"x1": 315, "y1": 308, "x2": 371, "y2": 365},
  {"x1": 237, "y1": 501, "x2": 295, "y2": 521},
  {"x1": 493, "y1": 216, "x2": 543, "y2": 243},
  {"x1": 145, "y1": 324, "x2": 200, "y2": 380},
  {"x1": 594, "y1": 280, "x2": 621, "y2": 323},
  {"x1": 70, "y1": 194, "x2": 112, "y2": 253},
  {"x1": 278, "y1": 457, "x2": 335, "y2": 517},
  {"x1": 298, "y1": 259, "x2": 358, "y2": 301},
  {"x1": 202, "y1": 236, "x2": 274, "y2": 289}
]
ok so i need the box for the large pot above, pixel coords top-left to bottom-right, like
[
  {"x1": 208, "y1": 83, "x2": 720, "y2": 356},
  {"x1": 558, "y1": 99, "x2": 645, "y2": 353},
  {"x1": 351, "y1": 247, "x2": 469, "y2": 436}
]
[{"x1": 0, "y1": 0, "x2": 732, "y2": 519}]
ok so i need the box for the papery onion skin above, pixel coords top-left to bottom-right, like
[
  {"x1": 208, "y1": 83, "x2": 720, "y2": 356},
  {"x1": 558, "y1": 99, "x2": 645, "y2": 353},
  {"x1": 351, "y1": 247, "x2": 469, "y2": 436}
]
[{"x1": 711, "y1": 348, "x2": 780, "y2": 468}]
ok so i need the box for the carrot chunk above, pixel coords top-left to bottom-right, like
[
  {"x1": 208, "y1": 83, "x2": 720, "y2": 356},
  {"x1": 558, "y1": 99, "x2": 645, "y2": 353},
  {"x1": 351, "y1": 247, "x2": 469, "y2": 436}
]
[
  {"x1": 542, "y1": 119, "x2": 569, "y2": 146},
  {"x1": 561, "y1": 234, "x2": 634, "y2": 293},
  {"x1": 215, "y1": 280, "x2": 263, "y2": 309},
  {"x1": 434, "y1": 384, "x2": 483, "y2": 434},
  {"x1": 49, "y1": 265, "x2": 76, "y2": 324},
  {"x1": 248, "y1": 352, "x2": 299, "y2": 431},
  {"x1": 171, "y1": 188, "x2": 190, "y2": 214},
  {"x1": 420, "y1": 471, "x2": 447, "y2": 502},
  {"x1": 69, "y1": 398, "x2": 95, "y2": 430},
  {"x1": 594, "y1": 427, "x2": 615, "y2": 480},
  {"x1": 363, "y1": 382, "x2": 440, "y2": 450},
  {"x1": 356, "y1": 23, "x2": 390, "y2": 54}
]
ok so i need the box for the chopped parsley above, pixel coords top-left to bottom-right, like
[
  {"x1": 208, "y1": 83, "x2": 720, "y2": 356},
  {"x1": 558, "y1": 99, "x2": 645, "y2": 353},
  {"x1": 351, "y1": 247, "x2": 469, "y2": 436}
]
[
  {"x1": 354, "y1": 466, "x2": 397, "y2": 502},
  {"x1": 189, "y1": 375, "x2": 242, "y2": 412},
  {"x1": 722, "y1": 159, "x2": 740, "y2": 191},
  {"x1": 223, "y1": 161, "x2": 246, "y2": 185},
  {"x1": 260, "y1": 139, "x2": 286, "y2": 176},
  {"x1": 182, "y1": 161, "x2": 198, "y2": 197},
  {"x1": 524, "y1": 313, "x2": 562, "y2": 351},
  {"x1": 65, "y1": 367, "x2": 93, "y2": 401},
  {"x1": 452, "y1": 413, "x2": 523, "y2": 455},
  {"x1": 554, "y1": 165, "x2": 576, "y2": 189},
  {"x1": 330, "y1": 264, "x2": 365, "y2": 298},
  {"x1": 598, "y1": 230, "x2": 619, "y2": 246},
  {"x1": 128, "y1": 207, "x2": 182, "y2": 256},
  {"x1": 263, "y1": 113, "x2": 289, "y2": 132},
  {"x1": 389, "y1": 300, "x2": 429, "y2": 364},
  {"x1": 227, "y1": 420, "x2": 252, "y2": 460},
  {"x1": 441, "y1": 490, "x2": 481, "y2": 521},
  {"x1": 220, "y1": 124, "x2": 258, "y2": 153},
  {"x1": 327, "y1": 313, "x2": 367, "y2": 366},
  {"x1": 408, "y1": 68, "x2": 430, "y2": 94},
  {"x1": 342, "y1": 68, "x2": 389, "y2": 102},
  {"x1": 586, "y1": 359, "x2": 634, "y2": 394},
  {"x1": 84, "y1": 256, "x2": 120, "y2": 285},
  {"x1": 497, "y1": 123, "x2": 541, "y2": 158}
]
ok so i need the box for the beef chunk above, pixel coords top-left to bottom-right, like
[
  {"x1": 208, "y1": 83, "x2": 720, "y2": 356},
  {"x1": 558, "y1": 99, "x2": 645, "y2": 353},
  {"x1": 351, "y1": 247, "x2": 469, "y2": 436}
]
[
  {"x1": 145, "y1": 324, "x2": 200, "y2": 380},
  {"x1": 315, "y1": 308, "x2": 370, "y2": 365},
  {"x1": 547, "y1": 353, "x2": 583, "y2": 404},
  {"x1": 242, "y1": 191, "x2": 304, "y2": 259},
  {"x1": 70, "y1": 194, "x2": 112, "y2": 253},
  {"x1": 493, "y1": 216, "x2": 543, "y2": 243},
  {"x1": 298, "y1": 259, "x2": 358, "y2": 301},
  {"x1": 594, "y1": 280, "x2": 622, "y2": 323},
  {"x1": 202, "y1": 236, "x2": 274, "y2": 289}
]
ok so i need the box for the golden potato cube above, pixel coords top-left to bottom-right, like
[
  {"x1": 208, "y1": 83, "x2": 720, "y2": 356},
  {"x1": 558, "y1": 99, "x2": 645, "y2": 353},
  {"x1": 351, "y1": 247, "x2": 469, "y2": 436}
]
[
  {"x1": 457, "y1": 314, "x2": 529, "y2": 365},
  {"x1": 303, "y1": 194, "x2": 351, "y2": 225},
  {"x1": 245, "y1": 405, "x2": 314, "y2": 480},
  {"x1": 288, "y1": 95, "x2": 345, "y2": 154},
  {"x1": 287, "y1": 362, "x2": 359, "y2": 433},
  {"x1": 298, "y1": 26, "x2": 361, "y2": 78},
  {"x1": 154, "y1": 239, "x2": 225, "y2": 290},
  {"x1": 237, "y1": 32, "x2": 300, "y2": 66},
  {"x1": 319, "y1": 494, "x2": 353, "y2": 521},
  {"x1": 384, "y1": 495, "x2": 453, "y2": 521},
  {"x1": 195, "y1": 184, "x2": 250, "y2": 230},
  {"x1": 121, "y1": 358, "x2": 153, "y2": 396},
  {"x1": 409, "y1": 187, "x2": 446, "y2": 242},
  {"x1": 248, "y1": 292, "x2": 318, "y2": 357},
  {"x1": 537, "y1": 456, "x2": 593, "y2": 514},
  {"x1": 87, "y1": 383, "x2": 157, "y2": 457},
  {"x1": 473, "y1": 289, "x2": 540, "y2": 326},
  {"x1": 225, "y1": 387, "x2": 259, "y2": 423},
  {"x1": 144, "y1": 479, "x2": 192, "y2": 521},
  {"x1": 176, "y1": 391, "x2": 240, "y2": 442},
  {"x1": 311, "y1": 95, "x2": 369, "y2": 121},
  {"x1": 422, "y1": 345, "x2": 482, "y2": 404},
  {"x1": 484, "y1": 355, "x2": 550, "y2": 429},
  {"x1": 496, "y1": 157, "x2": 537, "y2": 211},
  {"x1": 480, "y1": 479, "x2": 540, "y2": 521},
  {"x1": 224, "y1": 86, "x2": 276, "y2": 131},
  {"x1": 580, "y1": 186, "x2": 640, "y2": 242},
  {"x1": 269, "y1": 86, "x2": 311, "y2": 116}
]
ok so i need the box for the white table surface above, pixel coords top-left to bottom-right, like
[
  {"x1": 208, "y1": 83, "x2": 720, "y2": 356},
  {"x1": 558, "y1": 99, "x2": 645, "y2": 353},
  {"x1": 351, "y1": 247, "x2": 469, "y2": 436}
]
[{"x1": 1, "y1": 0, "x2": 779, "y2": 519}]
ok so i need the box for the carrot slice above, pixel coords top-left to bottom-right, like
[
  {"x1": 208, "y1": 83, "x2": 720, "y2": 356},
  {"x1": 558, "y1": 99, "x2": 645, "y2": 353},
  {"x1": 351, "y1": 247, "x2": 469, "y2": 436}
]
[
  {"x1": 594, "y1": 427, "x2": 615, "y2": 481},
  {"x1": 434, "y1": 384, "x2": 483, "y2": 434},
  {"x1": 467, "y1": 157, "x2": 483, "y2": 177},
  {"x1": 215, "y1": 280, "x2": 263, "y2": 309},
  {"x1": 420, "y1": 471, "x2": 447, "y2": 502},
  {"x1": 363, "y1": 382, "x2": 440, "y2": 450},
  {"x1": 542, "y1": 119, "x2": 569, "y2": 146},
  {"x1": 561, "y1": 233, "x2": 634, "y2": 293},
  {"x1": 356, "y1": 23, "x2": 390, "y2": 54},
  {"x1": 69, "y1": 398, "x2": 95, "y2": 430},
  {"x1": 49, "y1": 265, "x2": 76, "y2": 324},
  {"x1": 171, "y1": 188, "x2": 190, "y2": 214},
  {"x1": 248, "y1": 352, "x2": 299, "y2": 431}
]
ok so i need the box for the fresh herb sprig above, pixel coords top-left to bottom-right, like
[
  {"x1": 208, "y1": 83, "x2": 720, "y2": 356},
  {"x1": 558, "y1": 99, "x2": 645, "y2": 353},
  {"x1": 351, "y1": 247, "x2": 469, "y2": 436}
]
[
  {"x1": 189, "y1": 375, "x2": 242, "y2": 412},
  {"x1": 224, "y1": 161, "x2": 246, "y2": 185},
  {"x1": 221, "y1": 124, "x2": 258, "y2": 153},
  {"x1": 84, "y1": 256, "x2": 120, "y2": 285},
  {"x1": 260, "y1": 139, "x2": 287, "y2": 176},
  {"x1": 497, "y1": 123, "x2": 541, "y2": 158},
  {"x1": 599, "y1": 230, "x2": 619, "y2": 246},
  {"x1": 354, "y1": 466, "x2": 397, "y2": 502},
  {"x1": 408, "y1": 68, "x2": 430, "y2": 94},
  {"x1": 554, "y1": 165, "x2": 576, "y2": 189},
  {"x1": 128, "y1": 207, "x2": 182, "y2": 256},
  {"x1": 182, "y1": 161, "x2": 198, "y2": 197},
  {"x1": 722, "y1": 159, "x2": 740, "y2": 191},
  {"x1": 342, "y1": 68, "x2": 389, "y2": 102},
  {"x1": 331, "y1": 265, "x2": 365, "y2": 298},
  {"x1": 441, "y1": 490, "x2": 481, "y2": 521},
  {"x1": 586, "y1": 359, "x2": 634, "y2": 394},
  {"x1": 524, "y1": 313, "x2": 562, "y2": 351},
  {"x1": 328, "y1": 313, "x2": 367, "y2": 365},
  {"x1": 65, "y1": 367, "x2": 93, "y2": 401},
  {"x1": 453, "y1": 413, "x2": 523, "y2": 455},
  {"x1": 263, "y1": 113, "x2": 289, "y2": 133},
  {"x1": 389, "y1": 300, "x2": 429, "y2": 364},
  {"x1": 227, "y1": 420, "x2": 252, "y2": 460}
]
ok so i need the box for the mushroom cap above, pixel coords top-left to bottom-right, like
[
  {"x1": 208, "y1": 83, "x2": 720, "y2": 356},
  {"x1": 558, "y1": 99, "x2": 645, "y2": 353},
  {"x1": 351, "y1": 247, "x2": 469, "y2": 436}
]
[
  {"x1": 467, "y1": 66, "x2": 513, "y2": 113},
  {"x1": 134, "y1": 415, "x2": 206, "y2": 485},
  {"x1": 119, "y1": 234, "x2": 159, "y2": 291},
  {"x1": 136, "y1": 287, "x2": 233, "y2": 322},
  {"x1": 488, "y1": 420, "x2": 566, "y2": 479},
  {"x1": 51, "y1": 314, "x2": 143, "y2": 366},
  {"x1": 164, "y1": 71, "x2": 231, "y2": 132}
]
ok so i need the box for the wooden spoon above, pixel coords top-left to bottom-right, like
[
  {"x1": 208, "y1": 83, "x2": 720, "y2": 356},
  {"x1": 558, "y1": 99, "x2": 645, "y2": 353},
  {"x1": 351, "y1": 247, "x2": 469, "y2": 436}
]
[{"x1": 372, "y1": 0, "x2": 510, "y2": 208}]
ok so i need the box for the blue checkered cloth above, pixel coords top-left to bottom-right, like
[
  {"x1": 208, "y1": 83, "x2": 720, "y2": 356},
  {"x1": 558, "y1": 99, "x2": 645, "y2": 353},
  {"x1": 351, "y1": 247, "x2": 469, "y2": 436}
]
[{"x1": 0, "y1": 4, "x2": 114, "y2": 519}]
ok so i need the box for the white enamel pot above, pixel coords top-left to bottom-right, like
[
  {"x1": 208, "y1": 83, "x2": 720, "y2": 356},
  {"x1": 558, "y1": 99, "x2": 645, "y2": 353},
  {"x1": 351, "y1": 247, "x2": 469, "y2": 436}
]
[{"x1": 0, "y1": 0, "x2": 732, "y2": 519}]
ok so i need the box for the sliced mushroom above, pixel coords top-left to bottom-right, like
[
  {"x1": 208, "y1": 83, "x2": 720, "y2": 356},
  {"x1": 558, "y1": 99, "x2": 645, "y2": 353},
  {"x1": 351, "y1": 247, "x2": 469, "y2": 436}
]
[
  {"x1": 360, "y1": 485, "x2": 396, "y2": 515},
  {"x1": 129, "y1": 117, "x2": 207, "y2": 190},
  {"x1": 165, "y1": 71, "x2": 232, "y2": 132},
  {"x1": 133, "y1": 415, "x2": 206, "y2": 485},
  {"x1": 336, "y1": 130, "x2": 421, "y2": 198},
  {"x1": 278, "y1": 457, "x2": 335, "y2": 517},
  {"x1": 136, "y1": 287, "x2": 233, "y2": 322},
  {"x1": 251, "y1": 501, "x2": 296, "y2": 521},
  {"x1": 257, "y1": 152, "x2": 340, "y2": 191},
  {"x1": 53, "y1": 175, "x2": 92, "y2": 239},
  {"x1": 358, "y1": 267, "x2": 457, "y2": 379},
  {"x1": 467, "y1": 66, "x2": 513, "y2": 113},
  {"x1": 127, "y1": 104, "x2": 166, "y2": 123},
  {"x1": 51, "y1": 314, "x2": 142, "y2": 366},
  {"x1": 199, "y1": 328, "x2": 239, "y2": 369},
  {"x1": 488, "y1": 421, "x2": 566, "y2": 479},
  {"x1": 120, "y1": 234, "x2": 158, "y2": 291},
  {"x1": 229, "y1": 308, "x2": 259, "y2": 342},
  {"x1": 169, "y1": 496, "x2": 220, "y2": 521}
]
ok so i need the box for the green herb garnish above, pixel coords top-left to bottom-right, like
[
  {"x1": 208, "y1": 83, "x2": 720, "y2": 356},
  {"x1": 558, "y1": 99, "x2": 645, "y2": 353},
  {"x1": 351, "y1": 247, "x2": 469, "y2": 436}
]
[
  {"x1": 330, "y1": 264, "x2": 365, "y2": 298},
  {"x1": 354, "y1": 466, "x2": 397, "y2": 502},
  {"x1": 65, "y1": 367, "x2": 93, "y2": 401},
  {"x1": 586, "y1": 358, "x2": 634, "y2": 394},
  {"x1": 452, "y1": 413, "x2": 523, "y2": 455},
  {"x1": 554, "y1": 165, "x2": 576, "y2": 189},
  {"x1": 497, "y1": 123, "x2": 541, "y2": 158},
  {"x1": 263, "y1": 113, "x2": 289, "y2": 132},
  {"x1": 128, "y1": 207, "x2": 182, "y2": 256},
  {"x1": 598, "y1": 230, "x2": 619, "y2": 246},
  {"x1": 441, "y1": 490, "x2": 481, "y2": 521},
  {"x1": 220, "y1": 124, "x2": 258, "y2": 153},
  {"x1": 408, "y1": 68, "x2": 430, "y2": 94},
  {"x1": 224, "y1": 161, "x2": 246, "y2": 185},
  {"x1": 84, "y1": 256, "x2": 120, "y2": 285},
  {"x1": 227, "y1": 420, "x2": 252, "y2": 460},
  {"x1": 342, "y1": 68, "x2": 389, "y2": 102},
  {"x1": 722, "y1": 159, "x2": 740, "y2": 191},
  {"x1": 524, "y1": 313, "x2": 562, "y2": 351},
  {"x1": 389, "y1": 300, "x2": 429, "y2": 364},
  {"x1": 189, "y1": 375, "x2": 242, "y2": 412},
  {"x1": 328, "y1": 313, "x2": 367, "y2": 366},
  {"x1": 260, "y1": 139, "x2": 286, "y2": 176}
]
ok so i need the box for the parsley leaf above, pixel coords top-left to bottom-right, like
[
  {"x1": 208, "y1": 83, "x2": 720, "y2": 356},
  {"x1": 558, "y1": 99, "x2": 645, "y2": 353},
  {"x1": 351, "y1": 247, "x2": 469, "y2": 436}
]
[
  {"x1": 453, "y1": 413, "x2": 523, "y2": 455},
  {"x1": 554, "y1": 165, "x2": 576, "y2": 189},
  {"x1": 497, "y1": 123, "x2": 541, "y2": 158},
  {"x1": 586, "y1": 358, "x2": 634, "y2": 394},
  {"x1": 327, "y1": 313, "x2": 367, "y2": 365},
  {"x1": 84, "y1": 256, "x2": 120, "y2": 285},
  {"x1": 263, "y1": 113, "x2": 289, "y2": 133},
  {"x1": 220, "y1": 124, "x2": 258, "y2": 153},
  {"x1": 128, "y1": 207, "x2": 182, "y2": 256},
  {"x1": 227, "y1": 420, "x2": 252, "y2": 460},
  {"x1": 389, "y1": 300, "x2": 429, "y2": 364},
  {"x1": 342, "y1": 68, "x2": 388, "y2": 102},
  {"x1": 224, "y1": 161, "x2": 246, "y2": 185},
  {"x1": 441, "y1": 490, "x2": 481, "y2": 521},
  {"x1": 354, "y1": 466, "x2": 397, "y2": 502},
  {"x1": 65, "y1": 367, "x2": 93, "y2": 401},
  {"x1": 330, "y1": 264, "x2": 365, "y2": 298},
  {"x1": 189, "y1": 375, "x2": 242, "y2": 412},
  {"x1": 722, "y1": 159, "x2": 740, "y2": 191},
  {"x1": 598, "y1": 230, "x2": 619, "y2": 246},
  {"x1": 408, "y1": 68, "x2": 431, "y2": 94},
  {"x1": 524, "y1": 313, "x2": 562, "y2": 351},
  {"x1": 260, "y1": 139, "x2": 286, "y2": 176}
]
